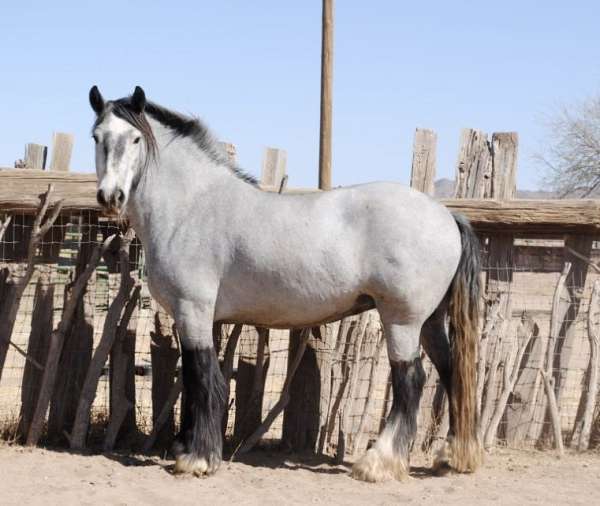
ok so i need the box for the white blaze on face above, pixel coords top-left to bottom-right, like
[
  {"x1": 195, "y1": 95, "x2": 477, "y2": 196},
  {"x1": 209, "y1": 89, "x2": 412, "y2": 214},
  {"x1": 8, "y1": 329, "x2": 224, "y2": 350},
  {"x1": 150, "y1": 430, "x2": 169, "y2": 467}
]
[{"x1": 93, "y1": 112, "x2": 143, "y2": 210}]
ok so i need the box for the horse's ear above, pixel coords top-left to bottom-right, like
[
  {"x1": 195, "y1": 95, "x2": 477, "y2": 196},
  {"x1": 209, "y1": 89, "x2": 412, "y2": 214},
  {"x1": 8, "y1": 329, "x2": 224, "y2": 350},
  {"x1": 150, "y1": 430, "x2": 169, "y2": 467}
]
[
  {"x1": 89, "y1": 85, "x2": 104, "y2": 115},
  {"x1": 131, "y1": 86, "x2": 146, "y2": 113}
]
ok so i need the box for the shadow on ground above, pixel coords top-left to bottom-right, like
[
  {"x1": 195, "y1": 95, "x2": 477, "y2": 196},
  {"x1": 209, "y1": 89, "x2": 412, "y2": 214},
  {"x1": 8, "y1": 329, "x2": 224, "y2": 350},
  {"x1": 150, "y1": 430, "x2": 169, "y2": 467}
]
[{"x1": 229, "y1": 448, "x2": 351, "y2": 475}]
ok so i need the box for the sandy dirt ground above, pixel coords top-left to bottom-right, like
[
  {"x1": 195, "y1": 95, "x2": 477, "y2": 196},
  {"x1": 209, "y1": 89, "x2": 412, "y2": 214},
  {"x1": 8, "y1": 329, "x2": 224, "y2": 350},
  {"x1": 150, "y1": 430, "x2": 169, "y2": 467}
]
[{"x1": 1, "y1": 444, "x2": 599, "y2": 505}]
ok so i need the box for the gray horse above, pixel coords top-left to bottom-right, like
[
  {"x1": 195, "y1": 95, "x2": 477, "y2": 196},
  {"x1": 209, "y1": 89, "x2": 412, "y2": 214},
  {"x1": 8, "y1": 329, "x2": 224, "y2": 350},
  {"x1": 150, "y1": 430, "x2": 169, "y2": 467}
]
[{"x1": 89, "y1": 86, "x2": 482, "y2": 482}]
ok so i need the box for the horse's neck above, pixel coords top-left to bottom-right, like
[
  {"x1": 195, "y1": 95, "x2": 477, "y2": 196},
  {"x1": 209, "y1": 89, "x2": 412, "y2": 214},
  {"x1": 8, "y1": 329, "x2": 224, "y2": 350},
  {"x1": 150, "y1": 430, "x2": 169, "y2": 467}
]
[{"x1": 126, "y1": 120, "x2": 244, "y2": 245}]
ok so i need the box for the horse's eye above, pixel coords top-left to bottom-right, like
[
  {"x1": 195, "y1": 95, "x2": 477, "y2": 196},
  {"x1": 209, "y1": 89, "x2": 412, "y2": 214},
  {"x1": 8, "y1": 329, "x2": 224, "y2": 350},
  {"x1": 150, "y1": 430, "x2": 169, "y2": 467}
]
[
  {"x1": 133, "y1": 137, "x2": 141, "y2": 144},
  {"x1": 92, "y1": 134, "x2": 99, "y2": 144}
]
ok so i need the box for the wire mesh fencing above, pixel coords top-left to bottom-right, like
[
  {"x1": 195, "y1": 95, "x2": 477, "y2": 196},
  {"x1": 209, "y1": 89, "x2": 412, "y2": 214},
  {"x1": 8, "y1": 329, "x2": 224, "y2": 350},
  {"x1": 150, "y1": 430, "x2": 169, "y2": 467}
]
[{"x1": 1, "y1": 205, "x2": 600, "y2": 458}]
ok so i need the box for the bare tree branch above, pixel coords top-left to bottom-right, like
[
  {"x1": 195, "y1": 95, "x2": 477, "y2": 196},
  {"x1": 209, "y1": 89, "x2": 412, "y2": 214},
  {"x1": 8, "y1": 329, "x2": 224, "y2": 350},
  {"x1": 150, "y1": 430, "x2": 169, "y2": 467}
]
[{"x1": 537, "y1": 96, "x2": 600, "y2": 197}]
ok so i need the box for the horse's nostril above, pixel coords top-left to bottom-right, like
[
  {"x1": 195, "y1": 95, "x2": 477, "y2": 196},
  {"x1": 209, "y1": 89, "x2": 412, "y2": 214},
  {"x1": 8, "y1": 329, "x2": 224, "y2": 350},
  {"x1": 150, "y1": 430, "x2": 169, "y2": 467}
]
[
  {"x1": 117, "y1": 190, "x2": 125, "y2": 204},
  {"x1": 96, "y1": 189, "x2": 107, "y2": 207}
]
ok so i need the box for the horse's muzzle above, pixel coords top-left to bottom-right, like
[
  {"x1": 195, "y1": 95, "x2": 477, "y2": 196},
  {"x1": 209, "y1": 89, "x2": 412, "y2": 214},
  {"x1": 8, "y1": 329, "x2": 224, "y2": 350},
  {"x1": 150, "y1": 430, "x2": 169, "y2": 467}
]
[{"x1": 97, "y1": 188, "x2": 125, "y2": 212}]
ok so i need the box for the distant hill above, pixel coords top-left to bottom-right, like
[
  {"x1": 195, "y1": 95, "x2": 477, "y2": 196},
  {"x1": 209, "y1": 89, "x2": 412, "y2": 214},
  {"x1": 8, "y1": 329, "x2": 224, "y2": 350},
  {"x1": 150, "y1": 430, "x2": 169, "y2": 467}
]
[{"x1": 433, "y1": 178, "x2": 559, "y2": 199}]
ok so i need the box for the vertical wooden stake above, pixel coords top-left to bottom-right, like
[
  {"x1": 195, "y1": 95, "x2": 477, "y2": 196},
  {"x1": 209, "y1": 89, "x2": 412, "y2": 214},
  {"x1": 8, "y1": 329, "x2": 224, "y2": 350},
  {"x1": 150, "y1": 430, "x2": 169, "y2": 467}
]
[
  {"x1": 49, "y1": 132, "x2": 74, "y2": 172},
  {"x1": 410, "y1": 129, "x2": 437, "y2": 195},
  {"x1": 18, "y1": 269, "x2": 54, "y2": 438},
  {"x1": 454, "y1": 129, "x2": 492, "y2": 199},
  {"x1": 24, "y1": 143, "x2": 48, "y2": 170},
  {"x1": 218, "y1": 142, "x2": 237, "y2": 164},
  {"x1": 261, "y1": 148, "x2": 288, "y2": 190},
  {"x1": 576, "y1": 279, "x2": 600, "y2": 450}
]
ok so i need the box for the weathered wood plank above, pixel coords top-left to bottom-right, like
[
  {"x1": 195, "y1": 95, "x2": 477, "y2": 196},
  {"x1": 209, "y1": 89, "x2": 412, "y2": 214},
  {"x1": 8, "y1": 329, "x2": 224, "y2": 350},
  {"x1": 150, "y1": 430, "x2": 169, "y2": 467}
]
[
  {"x1": 556, "y1": 235, "x2": 594, "y2": 436},
  {"x1": 441, "y1": 199, "x2": 600, "y2": 232},
  {"x1": 481, "y1": 132, "x2": 518, "y2": 448},
  {"x1": 18, "y1": 269, "x2": 54, "y2": 438},
  {"x1": 24, "y1": 144, "x2": 48, "y2": 170},
  {"x1": 49, "y1": 132, "x2": 74, "y2": 172},
  {"x1": 0, "y1": 169, "x2": 99, "y2": 210},
  {"x1": 260, "y1": 148, "x2": 288, "y2": 191},
  {"x1": 218, "y1": 142, "x2": 237, "y2": 164},
  {"x1": 2, "y1": 169, "x2": 600, "y2": 232},
  {"x1": 454, "y1": 129, "x2": 492, "y2": 198},
  {"x1": 491, "y1": 133, "x2": 518, "y2": 199},
  {"x1": 410, "y1": 128, "x2": 437, "y2": 196}
]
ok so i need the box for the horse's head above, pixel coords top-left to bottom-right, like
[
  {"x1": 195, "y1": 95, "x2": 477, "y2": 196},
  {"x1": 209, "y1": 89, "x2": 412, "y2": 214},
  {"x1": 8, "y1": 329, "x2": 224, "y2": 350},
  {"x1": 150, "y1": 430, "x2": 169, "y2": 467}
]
[{"x1": 89, "y1": 85, "x2": 156, "y2": 214}]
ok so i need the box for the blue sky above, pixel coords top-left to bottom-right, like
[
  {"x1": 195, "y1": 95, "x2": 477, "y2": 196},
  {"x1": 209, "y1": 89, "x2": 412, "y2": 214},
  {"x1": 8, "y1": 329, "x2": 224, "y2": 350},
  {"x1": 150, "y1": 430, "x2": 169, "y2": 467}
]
[{"x1": 1, "y1": 1, "x2": 599, "y2": 190}]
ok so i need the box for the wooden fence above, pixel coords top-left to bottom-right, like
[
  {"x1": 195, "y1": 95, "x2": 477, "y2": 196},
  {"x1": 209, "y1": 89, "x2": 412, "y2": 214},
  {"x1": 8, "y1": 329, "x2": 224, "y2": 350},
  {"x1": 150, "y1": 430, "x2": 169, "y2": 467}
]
[{"x1": 1, "y1": 127, "x2": 600, "y2": 458}]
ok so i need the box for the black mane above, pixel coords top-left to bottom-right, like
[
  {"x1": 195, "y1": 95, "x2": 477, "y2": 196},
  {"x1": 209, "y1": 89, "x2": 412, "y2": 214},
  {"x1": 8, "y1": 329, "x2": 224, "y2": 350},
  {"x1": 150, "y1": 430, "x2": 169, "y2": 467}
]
[{"x1": 103, "y1": 96, "x2": 259, "y2": 186}]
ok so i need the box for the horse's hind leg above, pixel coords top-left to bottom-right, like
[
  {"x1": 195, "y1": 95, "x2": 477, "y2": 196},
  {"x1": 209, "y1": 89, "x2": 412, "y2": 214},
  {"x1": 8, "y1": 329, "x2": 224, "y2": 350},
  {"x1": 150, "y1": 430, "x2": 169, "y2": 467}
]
[
  {"x1": 172, "y1": 301, "x2": 226, "y2": 476},
  {"x1": 419, "y1": 306, "x2": 455, "y2": 471},
  {"x1": 352, "y1": 314, "x2": 425, "y2": 482}
]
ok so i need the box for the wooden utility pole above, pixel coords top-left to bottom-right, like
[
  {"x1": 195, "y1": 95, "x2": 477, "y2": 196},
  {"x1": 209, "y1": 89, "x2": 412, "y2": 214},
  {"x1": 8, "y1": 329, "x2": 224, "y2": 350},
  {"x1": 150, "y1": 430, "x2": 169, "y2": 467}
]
[{"x1": 318, "y1": 0, "x2": 334, "y2": 190}]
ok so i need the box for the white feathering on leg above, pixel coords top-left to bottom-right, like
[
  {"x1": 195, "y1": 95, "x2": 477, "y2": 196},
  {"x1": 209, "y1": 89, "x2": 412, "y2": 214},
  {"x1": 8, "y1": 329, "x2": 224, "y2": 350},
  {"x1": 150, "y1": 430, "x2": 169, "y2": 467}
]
[
  {"x1": 351, "y1": 419, "x2": 410, "y2": 483},
  {"x1": 174, "y1": 453, "x2": 220, "y2": 477}
]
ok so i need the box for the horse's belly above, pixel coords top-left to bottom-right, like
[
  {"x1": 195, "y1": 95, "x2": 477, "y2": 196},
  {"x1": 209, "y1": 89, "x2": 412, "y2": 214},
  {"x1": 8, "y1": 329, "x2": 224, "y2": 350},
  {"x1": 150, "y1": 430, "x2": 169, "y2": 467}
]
[{"x1": 215, "y1": 279, "x2": 369, "y2": 328}]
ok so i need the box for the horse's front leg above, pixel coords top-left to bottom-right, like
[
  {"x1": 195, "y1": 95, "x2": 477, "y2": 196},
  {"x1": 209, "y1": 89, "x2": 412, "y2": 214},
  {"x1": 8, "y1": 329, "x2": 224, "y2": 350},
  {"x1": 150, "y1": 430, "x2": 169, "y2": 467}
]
[{"x1": 172, "y1": 300, "x2": 226, "y2": 477}]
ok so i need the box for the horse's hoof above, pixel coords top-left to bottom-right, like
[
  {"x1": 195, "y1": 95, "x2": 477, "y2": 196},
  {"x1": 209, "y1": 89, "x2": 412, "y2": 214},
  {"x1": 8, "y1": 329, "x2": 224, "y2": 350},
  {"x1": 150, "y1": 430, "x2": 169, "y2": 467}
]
[
  {"x1": 432, "y1": 437, "x2": 482, "y2": 475},
  {"x1": 351, "y1": 448, "x2": 409, "y2": 483},
  {"x1": 174, "y1": 453, "x2": 221, "y2": 477},
  {"x1": 171, "y1": 439, "x2": 185, "y2": 457}
]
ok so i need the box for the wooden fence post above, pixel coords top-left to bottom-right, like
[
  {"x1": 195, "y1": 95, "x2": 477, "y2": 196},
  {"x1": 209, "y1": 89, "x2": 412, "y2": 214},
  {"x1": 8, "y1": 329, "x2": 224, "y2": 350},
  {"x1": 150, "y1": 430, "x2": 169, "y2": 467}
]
[
  {"x1": 282, "y1": 328, "x2": 325, "y2": 451},
  {"x1": 409, "y1": 128, "x2": 444, "y2": 449},
  {"x1": 478, "y1": 132, "x2": 518, "y2": 446},
  {"x1": 557, "y1": 234, "x2": 594, "y2": 441},
  {"x1": 18, "y1": 268, "x2": 54, "y2": 438},
  {"x1": 49, "y1": 133, "x2": 74, "y2": 172},
  {"x1": 24, "y1": 143, "x2": 48, "y2": 170},
  {"x1": 260, "y1": 148, "x2": 287, "y2": 191},
  {"x1": 454, "y1": 129, "x2": 492, "y2": 199},
  {"x1": 410, "y1": 128, "x2": 437, "y2": 195},
  {"x1": 576, "y1": 280, "x2": 600, "y2": 449},
  {"x1": 219, "y1": 142, "x2": 237, "y2": 164},
  {"x1": 451, "y1": 129, "x2": 517, "y2": 444},
  {"x1": 487, "y1": 133, "x2": 518, "y2": 298}
]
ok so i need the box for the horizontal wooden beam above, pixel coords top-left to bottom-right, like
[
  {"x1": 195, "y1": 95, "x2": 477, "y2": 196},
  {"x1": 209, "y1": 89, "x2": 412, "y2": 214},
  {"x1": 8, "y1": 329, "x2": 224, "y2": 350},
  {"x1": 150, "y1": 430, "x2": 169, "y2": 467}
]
[
  {"x1": 440, "y1": 198, "x2": 600, "y2": 234},
  {"x1": 0, "y1": 168, "x2": 98, "y2": 211},
  {"x1": 1, "y1": 169, "x2": 599, "y2": 234}
]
